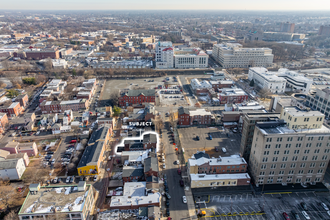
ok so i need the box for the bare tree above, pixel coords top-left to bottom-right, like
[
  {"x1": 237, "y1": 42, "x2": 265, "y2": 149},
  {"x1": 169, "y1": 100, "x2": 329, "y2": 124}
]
[
  {"x1": 44, "y1": 58, "x2": 53, "y2": 72},
  {"x1": 4, "y1": 210, "x2": 19, "y2": 220},
  {"x1": 259, "y1": 88, "x2": 272, "y2": 100},
  {"x1": 109, "y1": 89, "x2": 120, "y2": 106}
]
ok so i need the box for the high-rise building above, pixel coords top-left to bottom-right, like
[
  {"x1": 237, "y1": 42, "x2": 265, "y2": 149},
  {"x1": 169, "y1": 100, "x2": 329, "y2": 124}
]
[
  {"x1": 280, "y1": 22, "x2": 295, "y2": 33},
  {"x1": 212, "y1": 43, "x2": 273, "y2": 68},
  {"x1": 173, "y1": 48, "x2": 208, "y2": 69},
  {"x1": 240, "y1": 112, "x2": 280, "y2": 161},
  {"x1": 249, "y1": 107, "x2": 330, "y2": 186},
  {"x1": 306, "y1": 87, "x2": 330, "y2": 118},
  {"x1": 318, "y1": 25, "x2": 330, "y2": 36},
  {"x1": 155, "y1": 41, "x2": 174, "y2": 69}
]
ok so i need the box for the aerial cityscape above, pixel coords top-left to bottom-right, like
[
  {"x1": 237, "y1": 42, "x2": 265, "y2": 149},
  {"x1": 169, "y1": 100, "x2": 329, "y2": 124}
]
[{"x1": 1, "y1": 6, "x2": 330, "y2": 220}]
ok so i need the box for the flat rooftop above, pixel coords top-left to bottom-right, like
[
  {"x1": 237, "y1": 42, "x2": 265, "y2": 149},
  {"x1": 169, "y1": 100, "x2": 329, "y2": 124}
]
[
  {"x1": 258, "y1": 123, "x2": 330, "y2": 135},
  {"x1": 189, "y1": 156, "x2": 247, "y2": 167},
  {"x1": 19, "y1": 185, "x2": 91, "y2": 215},
  {"x1": 190, "y1": 173, "x2": 250, "y2": 181},
  {"x1": 283, "y1": 107, "x2": 324, "y2": 117}
]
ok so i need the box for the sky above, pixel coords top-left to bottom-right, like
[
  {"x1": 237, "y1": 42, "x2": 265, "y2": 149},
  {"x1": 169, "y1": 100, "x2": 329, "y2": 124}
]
[{"x1": 1, "y1": 0, "x2": 330, "y2": 11}]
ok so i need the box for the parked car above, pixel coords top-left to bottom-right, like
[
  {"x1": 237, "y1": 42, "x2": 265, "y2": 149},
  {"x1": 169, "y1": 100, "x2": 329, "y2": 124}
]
[
  {"x1": 66, "y1": 176, "x2": 71, "y2": 183},
  {"x1": 53, "y1": 177, "x2": 58, "y2": 183},
  {"x1": 209, "y1": 134, "x2": 212, "y2": 140},
  {"x1": 180, "y1": 179, "x2": 184, "y2": 186},
  {"x1": 282, "y1": 212, "x2": 290, "y2": 220},
  {"x1": 215, "y1": 147, "x2": 218, "y2": 152},
  {"x1": 163, "y1": 164, "x2": 166, "y2": 169},
  {"x1": 196, "y1": 136, "x2": 200, "y2": 141},
  {"x1": 321, "y1": 202, "x2": 329, "y2": 211},
  {"x1": 164, "y1": 174, "x2": 167, "y2": 181},
  {"x1": 182, "y1": 196, "x2": 187, "y2": 203},
  {"x1": 222, "y1": 147, "x2": 227, "y2": 153},
  {"x1": 165, "y1": 192, "x2": 171, "y2": 199},
  {"x1": 176, "y1": 160, "x2": 180, "y2": 165},
  {"x1": 94, "y1": 175, "x2": 98, "y2": 182},
  {"x1": 301, "y1": 202, "x2": 308, "y2": 211},
  {"x1": 301, "y1": 211, "x2": 310, "y2": 220},
  {"x1": 69, "y1": 140, "x2": 77, "y2": 143},
  {"x1": 166, "y1": 201, "x2": 170, "y2": 207},
  {"x1": 70, "y1": 176, "x2": 74, "y2": 183},
  {"x1": 291, "y1": 210, "x2": 300, "y2": 220},
  {"x1": 177, "y1": 169, "x2": 181, "y2": 175},
  {"x1": 165, "y1": 186, "x2": 169, "y2": 192}
]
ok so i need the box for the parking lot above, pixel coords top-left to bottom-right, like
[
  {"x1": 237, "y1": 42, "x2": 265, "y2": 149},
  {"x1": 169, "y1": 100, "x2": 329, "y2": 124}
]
[
  {"x1": 158, "y1": 88, "x2": 188, "y2": 106},
  {"x1": 196, "y1": 192, "x2": 330, "y2": 220},
  {"x1": 178, "y1": 127, "x2": 241, "y2": 161}
]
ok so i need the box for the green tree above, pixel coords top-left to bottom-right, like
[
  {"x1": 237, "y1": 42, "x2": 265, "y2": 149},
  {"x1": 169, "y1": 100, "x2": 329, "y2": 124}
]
[
  {"x1": 112, "y1": 106, "x2": 121, "y2": 117},
  {"x1": 72, "y1": 69, "x2": 77, "y2": 76},
  {"x1": 249, "y1": 79, "x2": 255, "y2": 87},
  {"x1": 22, "y1": 77, "x2": 36, "y2": 85},
  {"x1": 6, "y1": 89, "x2": 19, "y2": 98}
]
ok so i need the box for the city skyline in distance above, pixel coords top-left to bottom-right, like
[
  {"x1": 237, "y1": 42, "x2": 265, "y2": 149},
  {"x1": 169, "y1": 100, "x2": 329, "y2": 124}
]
[{"x1": 1, "y1": 0, "x2": 330, "y2": 11}]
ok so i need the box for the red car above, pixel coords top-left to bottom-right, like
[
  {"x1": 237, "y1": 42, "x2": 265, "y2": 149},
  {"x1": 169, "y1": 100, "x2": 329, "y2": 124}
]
[
  {"x1": 282, "y1": 212, "x2": 290, "y2": 220},
  {"x1": 69, "y1": 140, "x2": 77, "y2": 144},
  {"x1": 177, "y1": 169, "x2": 181, "y2": 175}
]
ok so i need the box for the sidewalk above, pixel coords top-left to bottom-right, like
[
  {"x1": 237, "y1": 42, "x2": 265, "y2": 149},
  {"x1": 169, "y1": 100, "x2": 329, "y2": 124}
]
[{"x1": 185, "y1": 188, "x2": 198, "y2": 219}]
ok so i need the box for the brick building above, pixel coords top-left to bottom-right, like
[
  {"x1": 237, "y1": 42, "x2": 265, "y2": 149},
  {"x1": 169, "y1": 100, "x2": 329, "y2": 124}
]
[
  {"x1": 210, "y1": 80, "x2": 234, "y2": 90},
  {"x1": 188, "y1": 155, "x2": 248, "y2": 175},
  {"x1": 119, "y1": 89, "x2": 155, "y2": 107},
  {"x1": 122, "y1": 133, "x2": 157, "y2": 152},
  {"x1": 0, "y1": 102, "x2": 22, "y2": 118},
  {"x1": 16, "y1": 94, "x2": 29, "y2": 108},
  {"x1": 22, "y1": 48, "x2": 60, "y2": 60},
  {"x1": 40, "y1": 99, "x2": 88, "y2": 113},
  {"x1": 218, "y1": 88, "x2": 248, "y2": 104},
  {"x1": 178, "y1": 107, "x2": 212, "y2": 126},
  {"x1": 0, "y1": 113, "x2": 9, "y2": 134},
  {"x1": 122, "y1": 167, "x2": 144, "y2": 183},
  {"x1": 144, "y1": 157, "x2": 159, "y2": 178}
]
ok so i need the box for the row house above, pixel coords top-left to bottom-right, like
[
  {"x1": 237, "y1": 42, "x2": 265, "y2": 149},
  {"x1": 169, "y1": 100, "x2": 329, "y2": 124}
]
[
  {"x1": 0, "y1": 102, "x2": 22, "y2": 118},
  {"x1": 178, "y1": 107, "x2": 212, "y2": 126},
  {"x1": 0, "y1": 113, "x2": 9, "y2": 134},
  {"x1": 16, "y1": 94, "x2": 29, "y2": 108},
  {"x1": 40, "y1": 99, "x2": 88, "y2": 113},
  {"x1": 122, "y1": 134, "x2": 157, "y2": 152},
  {"x1": 119, "y1": 89, "x2": 155, "y2": 107}
]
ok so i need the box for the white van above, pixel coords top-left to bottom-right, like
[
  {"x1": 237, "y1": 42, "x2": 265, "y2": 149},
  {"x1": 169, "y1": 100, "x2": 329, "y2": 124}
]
[{"x1": 222, "y1": 147, "x2": 227, "y2": 153}]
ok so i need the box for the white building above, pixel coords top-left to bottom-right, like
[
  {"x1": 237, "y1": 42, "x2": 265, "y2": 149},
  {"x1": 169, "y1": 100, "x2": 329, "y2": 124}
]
[
  {"x1": 212, "y1": 43, "x2": 274, "y2": 68},
  {"x1": 173, "y1": 48, "x2": 208, "y2": 69},
  {"x1": 276, "y1": 68, "x2": 312, "y2": 94},
  {"x1": 0, "y1": 158, "x2": 26, "y2": 180},
  {"x1": 248, "y1": 67, "x2": 286, "y2": 94},
  {"x1": 155, "y1": 41, "x2": 174, "y2": 69},
  {"x1": 190, "y1": 78, "x2": 212, "y2": 90}
]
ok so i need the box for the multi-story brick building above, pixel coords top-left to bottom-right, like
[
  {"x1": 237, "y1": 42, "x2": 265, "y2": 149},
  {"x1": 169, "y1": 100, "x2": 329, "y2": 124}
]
[
  {"x1": 16, "y1": 94, "x2": 29, "y2": 108},
  {"x1": 122, "y1": 133, "x2": 157, "y2": 151},
  {"x1": 178, "y1": 107, "x2": 212, "y2": 126},
  {"x1": 218, "y1": 88, "x2": 248, "y2": 104},
  {"x1": 240, "y1": 112, "x2": 280, "y2": 161},
  {"x1": 306, "y1": 87, "x2": 330, "y2": 118},
  {"x1": 249, "y1": 111, "x2": 330, "y2": 186},
  {"x1": 188, "y1": 156, "x2": 248, "y2": 175},
  {"x1": 0, "y1": 113, "x2": 9, "y2": 134},
  {"x1": 119, "y1": 89, "x2": 155, "y2": 107},
  {"x1": 0, "y1": 102, "x2": 22, "y2": 118},
  {"x1": 40, "y1": 99, "x2": 88, "y2": 113},
  {"x1": 144, "y1": 157, "x2": 159, "y2": 178},
  {"x1": 23, "y1": 48, "x2": 60, "y2": 60},
  {"x1": 210, "y1": 80, "x2": 234, "y2": 90}
]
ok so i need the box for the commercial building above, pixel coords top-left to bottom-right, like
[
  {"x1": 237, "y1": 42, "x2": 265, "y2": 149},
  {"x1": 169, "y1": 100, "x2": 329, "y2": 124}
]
[
  {"x1": 178, "y1": 107, "x2": 212, "y2": 126},
  {"x1": 240, "y1": 112, "x2": 281, "y2": 160},
  {"x1": 22, "y1": 48, "x2": 60, "y2": 60},
  {"x1": 318, "y1": 25, "x2": 330, "y2": 36},
  {"x1": 190, "y1": 173, "x2": 251, "y2": 188},
  {"x1": 77, "y1": 126, "x2": 111, "y2": 176},
  {"x1": 218, "y1": 88, "x2": 248, "y2": 104},
  {"x1": 212, "y1": 43, "x2": 273, "y2": 68},
  {"x1": 3, "y1": 142, "x2": 38, "y2": 157},
  {"x1": 120, "y1": 133, "x2": 157, "y2": 152},
  {"x1": 173, "y1": 48, "x2": 208, "y2": 69},
  {"x1": 306, "y1": 87, "x2": 330, "y2": 118},
  {"x1": 190, "y1": 79, "x2": 212, "y2": 91},
  {"x1": 276, "y1": 69, "x2": 312, "y2": 94},
  {"x1": 109, "y1": 182, "x2": 160, "y2": 210},
  {"x1": 249, "y1": 111, "x2": 330, "y2": 186},
  {"x1": 0, "y1": 158, "x2": 26, "y2": 180},
  {"x1": 155, "y1": 41, "x2": 174, "y2": 69},
  {"x1": 263, "y1": 32, "x2": 305, "y2": 42},
  {"x1": 18, "y1": 182, "x2": 94, "y2": 220},
  {"x1": 248, "y1": 67, "x2": 286, "y2": 94},
  {"x1": 280, "y1": 22, "x2": 295, "y2": 33},
  {"x1": 188, "y1": 156, "x2": 248, "y2": 175},
  {"x1": 119, "y1": 89, "x2": 155, "y2": 107}
]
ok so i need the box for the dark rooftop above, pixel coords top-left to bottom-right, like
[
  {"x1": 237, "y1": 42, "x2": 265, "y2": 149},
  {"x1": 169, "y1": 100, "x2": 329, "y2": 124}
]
[
  {"x1": 77, "y1": 141, "x2": 104, "y2": 168},
  {"x1": 143, "y1": 133, "x2": 157, "y2": 143},
  {"x1": 125, "y1": 89, "x2": 155, "y2": 97},
  {"x1": 122, "y1": 167, "x2": 144, "y2": 178},
  {"x1": 88, "y1": 126, "x2": 110, "y2": 145},
  {"x1": 144, "y1": 157, "x2": 159, "y2": 173}
]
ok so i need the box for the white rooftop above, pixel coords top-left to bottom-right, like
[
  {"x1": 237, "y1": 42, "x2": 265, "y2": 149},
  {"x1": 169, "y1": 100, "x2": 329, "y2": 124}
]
[
  {"x1": 60, "y1": 100, "x2": 81, "y2": 105},
  {"x1": 189, "y1": 156, "x2": 247, "y2": 167},
  {"x1": 189, "y1": 109, "x2": 212, "y2": 117},
  {"x1": 190, "y1": 173, "x2": 250, "y2": 181},
  {"x1": 9, "y1": 102, "x2": 19, "y2": 108},
  {"x1": 122, "y1": 150, "x2": 149, "y2": 163}
]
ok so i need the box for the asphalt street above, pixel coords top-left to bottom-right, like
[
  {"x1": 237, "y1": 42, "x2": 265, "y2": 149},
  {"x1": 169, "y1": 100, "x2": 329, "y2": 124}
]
[{"x1": 163, "y1": 124, "x2": 190, "y2": 220}]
